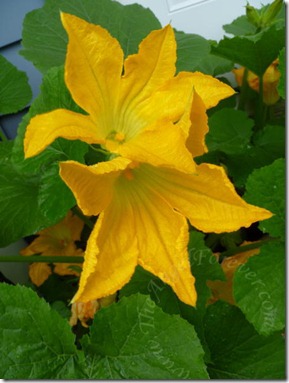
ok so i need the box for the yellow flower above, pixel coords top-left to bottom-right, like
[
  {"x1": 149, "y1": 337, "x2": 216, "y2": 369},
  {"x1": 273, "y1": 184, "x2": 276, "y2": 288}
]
[
  {"x1": 233, "y1": 60, "x2": 281, "y2": 105},
  {"x1": 207, "y1": 243, "x2": 260, "y2": 305},
  {"x1": 24, "y1": 14, "x2": 272, "y2": 306},
  {"x1": 21, "y1": 210, "x2": 84, "y2": 286}
]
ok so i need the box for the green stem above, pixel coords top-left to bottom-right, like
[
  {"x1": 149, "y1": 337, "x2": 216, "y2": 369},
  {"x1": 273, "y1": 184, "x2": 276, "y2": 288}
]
[
  {"x1": 72, "y1": 206, "x2": 94, "y2": 229},
  {"x1": 219, "y1": 237, "x2": 278, "y2": 259},
  {"x1": 0, "y1": 255, "x2": 84, "y2": 263},
  {"x1": 255, "y1": 74, "x2": 265, "y2": 131},
  {"x1": 238, "y1": 68, "x2": 249, "y2": 111}
]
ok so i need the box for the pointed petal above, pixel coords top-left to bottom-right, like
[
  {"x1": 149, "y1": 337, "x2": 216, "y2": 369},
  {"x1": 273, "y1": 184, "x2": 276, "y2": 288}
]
[
  {"x1": 72, "y1": 200, "x2": 138, "y2": 303},
  {"x1": 29, "y1": 263, "x2": 52, "y2": 286},
  {"x1": 119, "y1": 25, "x2": 176, "y2": 116},
  {"x1": 61, "y1": 13, "x2": 123, "y2": 127},
  {"x1": 24, "y1": 109, "x2": 103, "y2": 158},
  {"x1": 141, "y1": 163, "x2": 273, "y2": 233},
  {"x1": 186, "y1": 90, "x2": 209, "y2": 157},
  {"x1": 60, "y1": 157, "x2": 131, "y2": 216},
  {"x1": 116, "y1": 120, "x2": 196, "y2": 174},
  {"x1": 133, "y1": 185, "x2": 197, "y2": 306},
  {"x1": 188, "y1": 72, "x2": 235, "y2": 109}
]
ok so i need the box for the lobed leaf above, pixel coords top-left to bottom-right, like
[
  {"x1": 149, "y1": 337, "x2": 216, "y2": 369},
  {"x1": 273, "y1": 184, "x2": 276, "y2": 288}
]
[
  {"x1": 0, "y1": 283, "x2": 84, "y2": 379},
  {"x1": 84, "y1": 294, "x2": 208, "y2": 379}
]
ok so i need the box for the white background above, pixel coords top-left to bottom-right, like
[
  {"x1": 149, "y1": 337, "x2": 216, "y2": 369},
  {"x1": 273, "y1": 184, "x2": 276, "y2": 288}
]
[{"x1": 118, "y1": 0, "x2": 273, "y2": 40}]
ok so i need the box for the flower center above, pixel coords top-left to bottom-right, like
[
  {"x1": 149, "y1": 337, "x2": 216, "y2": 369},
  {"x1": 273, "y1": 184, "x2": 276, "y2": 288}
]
[
  {"x1": 106, "y1": 130, "x2": 125, "y2": 143},
  {"x1": 123, "y1": 161, "x2": 139, "y2": 180},
  {"x1": 105, "y1": 130, "x2": 126, "y2": 152}
]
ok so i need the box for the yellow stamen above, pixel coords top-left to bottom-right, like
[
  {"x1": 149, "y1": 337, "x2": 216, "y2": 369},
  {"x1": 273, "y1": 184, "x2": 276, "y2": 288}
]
[{"x1": 115, "y1": 132, "x2": 125, "y2": 142}]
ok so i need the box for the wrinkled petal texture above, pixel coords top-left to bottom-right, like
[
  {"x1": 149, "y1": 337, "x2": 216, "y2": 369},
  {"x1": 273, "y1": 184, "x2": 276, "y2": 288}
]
[
  {"x1": 61, "y1": 12, "x2": 123, "y2": 134},
  {"x1": 60, "y1": 157, "x2": 131, "y2": 216},
  {"x1": 72, "y1": 196, "x2": 139, "y2": 303},
  {"x1": 73, "y1": 165, "x2": 197, "y2": 305},
  {"x1": 24, "y1": 109, "x2": 103, "y2": 158},
  {"x1": 187, "y1": 72, "x2": 235, "y2": 109},
  {"x1": 117, "y1": 120, "x2": 196, "y2": 174},
  {"x1": 139, "y1": 163, "x2": 272, "y2": 233},
  {"x1": 24, "y1": 14, "x2": 235, "y2": 164}
]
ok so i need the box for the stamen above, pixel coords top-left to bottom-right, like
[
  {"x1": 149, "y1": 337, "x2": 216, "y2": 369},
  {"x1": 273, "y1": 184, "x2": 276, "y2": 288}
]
[{"x1": 115, "y1": 132, "x2": 125, "y2": 142}]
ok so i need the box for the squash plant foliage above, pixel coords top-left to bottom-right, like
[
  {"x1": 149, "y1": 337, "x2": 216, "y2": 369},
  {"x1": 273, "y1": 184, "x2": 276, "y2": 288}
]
[{"x1": 0, "y1": 0, "x2": 285, "y2": 379}]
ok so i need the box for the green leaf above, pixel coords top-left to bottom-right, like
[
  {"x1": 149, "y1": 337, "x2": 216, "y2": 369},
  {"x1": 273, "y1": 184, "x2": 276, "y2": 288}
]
[
  {"x1": 244, "y1": 158, "x2": 285, "y2": 239},
  {"x1": 277, "y1": 47, "x2": 285, "y2": 98},
  {"x1": 20, "y1": 0, "x2": 161, "y2": 73},
  {"x1": 212, "y1": 25, "x2": 285, "y2": 76},
  {"x1": 0, "y1": 55, "x2": 32, "y2": 115},
  {"x1": 206, "y1": 108, "x2": 254, "y2": 154},
  {"x1": 174, "y1": 31, "x2": 211, "y2": 73},
  {"x1": 0, "y1": 283, "x2": 85, "y2": 379},
  {"x1": 84, "y1": 294, "x2": 208, "y2": 379},
  {"x1": 233, "y1": 241, "x2": 285, "y2": 335},
  {"x1": 223, "y1": 15, "x2": 258, "y2": 36},
  {"x1": 175, "y1": 33, "x2": 234, "y2": 76},
  {"x1": 204, "y1": 301, "x2": 285, "y2": 379},
  {"x1": 0, "y1": 67, "x2": 88, "y2": 246},
  {"x1": 212, "y1": 124, "x2": 285, "y2": 188},
  {"x1": 120, "y1": 231, "x2": 224, "y2": 362}
]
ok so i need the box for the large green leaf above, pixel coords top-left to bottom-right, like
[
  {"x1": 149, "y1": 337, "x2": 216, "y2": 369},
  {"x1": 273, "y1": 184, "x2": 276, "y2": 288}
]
[
  {"x1": 0, "y1": 55, "x2": 32, "y2": 115},
  {"x1": 0, "y1": 67, "x2": 88, "y2": 246},
  {"x1": 233, "y1": 241, "x2": 285, "y2": 335},
  {"x1": 204, "y1": 301, "x2": 285, "y2": 379},
  {"x1": 120, "y1": 231, "x2": 224, "y2": 362},
  {"x1": 212, "y1": 25, "x2": 285, "y2": 76},
  {"x1": 244, "y1": 158, "x2": 285, "y2": 240},
  {"x1": 20, "y1": 0, "x2": 161, "y2": 73},
  {"x1": 84, "y1": 294, "x2": 208, "y2": 379},
  {"x1": 0, "y1": 283, "x2": 84, "y2": 379},
  {"x1": 206, "y1": 108, "x2": 254, "y2": 154}
]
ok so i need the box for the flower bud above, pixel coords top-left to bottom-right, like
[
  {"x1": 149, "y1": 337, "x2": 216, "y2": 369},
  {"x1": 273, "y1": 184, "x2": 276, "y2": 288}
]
[
  {"x1": 246, "y1": 3, "x2": 261, "y2": 27},
  {"x1": 261, "y1": 0, "x2": 283, "y2": 27}
]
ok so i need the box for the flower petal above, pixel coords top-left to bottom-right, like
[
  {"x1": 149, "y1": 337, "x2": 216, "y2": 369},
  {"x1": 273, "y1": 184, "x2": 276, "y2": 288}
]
[
  {"x1": 24, "y1": 109, "x2": 103, "y2": 158},
  {"x1": 119, "y1": 25, "x2": 176, "y2": 118},
  {"x1": 72, "y1": 200, "x2": 139, "y2": 303},
  {"x1": 116, "y1": 120, "x2": 196, "y2": 174},
  {"x1": 141, "y1": 163, "x2": 272, "y2": 233},
  {"x1": 61, "y1": 12, "x2": 123, "y2": 128},
  {"x1": 120, "y1": 72, "x2": 195, "y2": 140},
  {"x1": 132, "y1": 182, "x2": 197, "y2": 306},
  {"x1": 186, "y1": 90, "x2": 209, "y2": 157},
  {"x1": 29, "y1": 263, "x2": 52, "y2": 286},
  {"x1": 188, "y1": 72, "x2": 235, "y2": 109},
  {"x1": 60, "y1": 157, "x2": 131, "y2": 216}
]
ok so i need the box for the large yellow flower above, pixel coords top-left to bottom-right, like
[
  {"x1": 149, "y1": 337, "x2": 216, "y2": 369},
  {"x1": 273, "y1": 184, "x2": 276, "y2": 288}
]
[{"x1": 24, "y1": 13, "x2": 272, "y2": 306}]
